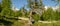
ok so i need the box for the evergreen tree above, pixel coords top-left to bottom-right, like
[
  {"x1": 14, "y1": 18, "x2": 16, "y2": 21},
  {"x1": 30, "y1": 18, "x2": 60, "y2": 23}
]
[
  {"x1": 1, "y1": 0, "x2": 12, "y2": 17},
  {"x1": 0, "y1": 0, "x2": 13, "y2": 26},
  {"x1": 42, "y1": 7, "x2": 60, "y2": 21},
  {"x1": 0, "y1": 3, "x2": 2, "y2": 12},
  {"x1": 20, "y1": 7, "x2": 27, "y2": 17}
]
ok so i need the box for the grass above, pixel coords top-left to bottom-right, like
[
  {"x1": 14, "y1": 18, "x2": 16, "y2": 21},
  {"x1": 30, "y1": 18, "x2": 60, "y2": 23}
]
[
  {"x1": 0, "y1": 20, "x2": 60, "y2": 26},
  {"x1": 12, "y1": 21, "x2": 60, "y2": 26},
  {"x1": 32, "y1": 21, "x2": 60, "y2": 26}
]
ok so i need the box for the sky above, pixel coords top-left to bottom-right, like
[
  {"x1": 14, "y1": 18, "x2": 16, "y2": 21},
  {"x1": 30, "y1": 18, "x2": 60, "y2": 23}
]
[
  {"x1": 0, "y1": 0, "x2": 57, "y2": 9},
  {"x1": 12, "y1": 0, "x2": 57, "y2": 9},
  {"x1": 11, "y1": 0, "x2": 27, "y2": 9}
]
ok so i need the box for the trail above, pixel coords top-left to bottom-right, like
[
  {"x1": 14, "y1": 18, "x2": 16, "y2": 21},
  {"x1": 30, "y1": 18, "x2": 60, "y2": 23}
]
[
  {"x1": 38, "y1": 21, "x2": 58, "y2": 23},
  {"x1": 18, "y1": 17, "x2": 58, "y2": 24}
]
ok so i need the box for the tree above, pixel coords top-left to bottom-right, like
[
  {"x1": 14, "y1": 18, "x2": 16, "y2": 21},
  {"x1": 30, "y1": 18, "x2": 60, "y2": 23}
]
[
  {"x1": 51, "y1": 0, "x2": 60, "y2": 20},
  {"x1": 20, "y1": 7, "x2": 27, "y2": 17},
  {"x1": 1, "y1": 0, "x2": 12, "y2": 16},
  {"x1": 0, "y1": 3, "x2": 2, "y2": 12},
  {"x1": 2, "y1": 0, "x2": 11, "y2": 9},
  {"x1": 27, "y1": 0, "x2": 44, "y2": 26},
  {"x1": 0, "y1": 0, "x2": 14, "y2": 26},
  {"x1": 27, "y1": 0, "x2": 32, "y2": 8},
  {"x1": 32, "y1": 14, "x2": 40, "y2": 21},
  {"x1": 15, "y1": 7, "x2": 27, "y2": 17},
  {"x1": 42, "y1": 7, "x2": 60, "y2": 21},
  {"x1": 25, "y1": 11, "x2": 30, "y2": 17}
]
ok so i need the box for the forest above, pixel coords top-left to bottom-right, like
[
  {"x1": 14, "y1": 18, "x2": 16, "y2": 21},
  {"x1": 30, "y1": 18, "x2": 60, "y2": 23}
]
[{"x1": 0, "y1": 0, "x2": 60, "y2": 26}]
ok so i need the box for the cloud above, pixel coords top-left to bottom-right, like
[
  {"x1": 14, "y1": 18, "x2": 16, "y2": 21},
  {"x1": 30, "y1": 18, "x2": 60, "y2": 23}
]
[{"x1": 11, "y1": 6, "x2": 19, "y2": 11}]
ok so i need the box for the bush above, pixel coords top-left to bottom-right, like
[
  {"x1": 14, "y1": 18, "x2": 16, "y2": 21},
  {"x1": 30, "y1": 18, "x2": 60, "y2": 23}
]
[
  {"x1": 32, "y1": 14, "x2": 40, "y2": 21},
  {"x1": 42, "y1": 7, "x2": 60, "y2": 21}
]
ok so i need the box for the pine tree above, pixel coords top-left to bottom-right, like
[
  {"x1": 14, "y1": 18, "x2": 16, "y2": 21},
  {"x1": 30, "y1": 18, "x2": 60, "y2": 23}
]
[
  {"x1": 1, "y1": 0, "x2": 12, "y2": 17},
  {"x1": 0, "y1": 0, "x2": 13, "y2": 26},
  {"x1": 0, "y1": 3, "x2": 2, "y2": 12}
]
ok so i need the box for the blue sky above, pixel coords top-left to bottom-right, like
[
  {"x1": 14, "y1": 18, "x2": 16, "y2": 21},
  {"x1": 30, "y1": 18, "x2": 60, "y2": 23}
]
[
  {"x1": 11, "y1": 0, "x2": 57, "y2": 9},
  {"x1": 11, "y1": 0, "x2": 27, "y2": 9},
  {"x1": 0, "y1": 0, "x2": 57, "y2": 9}
]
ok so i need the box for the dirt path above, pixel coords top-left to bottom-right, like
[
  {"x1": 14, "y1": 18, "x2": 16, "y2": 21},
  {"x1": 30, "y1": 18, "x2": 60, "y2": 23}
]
[
  {"x1": 38, "y1": 21, "x2": 58, "y2": 23},
  {"x1": 18, "y1": 17, "x2": 29, "y2": 20},
  {"x1": 18, "y1": 17, "x2": 58, "y2": 24}
]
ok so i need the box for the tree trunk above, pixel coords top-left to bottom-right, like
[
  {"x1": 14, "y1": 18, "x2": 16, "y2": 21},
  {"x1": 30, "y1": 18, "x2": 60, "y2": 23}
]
[{"x1": 28, "y1": 9, "x2": 32, "y2": 26}]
